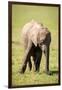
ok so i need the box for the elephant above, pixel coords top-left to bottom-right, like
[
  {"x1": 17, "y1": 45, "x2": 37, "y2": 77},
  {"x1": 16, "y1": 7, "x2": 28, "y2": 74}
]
[{"x1": 20, "y1": 20, "x2": 51, "y2": 75}]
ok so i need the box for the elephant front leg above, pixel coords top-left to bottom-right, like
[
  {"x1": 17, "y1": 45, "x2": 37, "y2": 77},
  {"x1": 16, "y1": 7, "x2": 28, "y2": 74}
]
[
  {"x1": 20, "y1": 41, "x2": 32, "y2": 74},
  {"x1": 20, "y1": 57, "x2": 28, "y2": 74}
]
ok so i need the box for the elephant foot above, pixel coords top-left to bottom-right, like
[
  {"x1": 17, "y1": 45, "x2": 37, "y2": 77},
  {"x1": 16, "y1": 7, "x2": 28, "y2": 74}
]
[
  {"x1": 46, "y1": 71, "x2": 52, "y2": 75},
  {"x1": 19, "y1": 66, "x2": 26, "y2": 74},
  {"x1": 20, "y1": 70, "x2": 25, "y2": 74},
  {"x1": 29, "y1": 67, "x2": 32, "y2": 71},
  {"x1": 34, "y1": 69, "x2": 39, "y2": 73}
]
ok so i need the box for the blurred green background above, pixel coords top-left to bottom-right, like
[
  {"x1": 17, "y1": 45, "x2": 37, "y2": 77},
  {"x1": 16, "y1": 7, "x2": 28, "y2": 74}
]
[{"x1": 12, "y1": 4, "x2": 59, "y2": 86}]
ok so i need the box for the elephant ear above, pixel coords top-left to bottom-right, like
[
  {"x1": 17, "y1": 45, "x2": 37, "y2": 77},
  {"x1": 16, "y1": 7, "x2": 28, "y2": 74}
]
[
  {"x1": 38, "y1": 29, "x2": 49, "y2": 43},
  {"x1": 29, "y1": 21, "x2": 49, "y2": 47}
]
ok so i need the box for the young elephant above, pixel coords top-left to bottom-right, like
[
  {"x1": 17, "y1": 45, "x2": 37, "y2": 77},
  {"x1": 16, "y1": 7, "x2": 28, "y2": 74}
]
[{"x1": 20, "y1": 20, "x2": 51, "y2": 74}]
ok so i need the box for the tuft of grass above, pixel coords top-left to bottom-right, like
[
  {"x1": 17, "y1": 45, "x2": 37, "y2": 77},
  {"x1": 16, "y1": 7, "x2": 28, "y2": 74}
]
[{"x1": 12, "y1": 4, "x2": 59, "y2": 86}]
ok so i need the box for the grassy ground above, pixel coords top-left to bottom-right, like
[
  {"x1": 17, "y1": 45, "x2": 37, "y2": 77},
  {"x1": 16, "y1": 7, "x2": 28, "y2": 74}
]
[{"x1": 12, "y1": 4, "x2": 59, "y2": 86}]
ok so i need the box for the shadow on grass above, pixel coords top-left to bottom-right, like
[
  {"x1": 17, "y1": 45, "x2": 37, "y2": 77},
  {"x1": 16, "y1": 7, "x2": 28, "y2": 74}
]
[
  {"x1": 18, "y1": 70, "x2": 59, "y2": 76},
  {"x1": 50, "y1": 70, "x2": 59, "y2": 75},
  {"x1": 38, "y1": 70, "x2": 59, "y2": 75}
]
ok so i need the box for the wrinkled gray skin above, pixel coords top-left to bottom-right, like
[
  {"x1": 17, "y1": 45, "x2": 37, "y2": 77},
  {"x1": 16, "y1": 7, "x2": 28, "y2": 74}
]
[{"x1": 20, "y1": 20, "x2": 51, "y2": 74}]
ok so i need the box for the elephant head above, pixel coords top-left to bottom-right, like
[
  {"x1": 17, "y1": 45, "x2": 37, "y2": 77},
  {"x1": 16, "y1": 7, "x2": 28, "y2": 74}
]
[{"x1": 29, "y1": 21, "x2": 51, "y2": 48}]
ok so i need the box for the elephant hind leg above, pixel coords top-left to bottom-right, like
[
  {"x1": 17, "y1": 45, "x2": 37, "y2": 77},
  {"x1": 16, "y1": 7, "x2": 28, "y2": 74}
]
[
  {"x1": 21, "y1": 58, "x2": 32, "y2": 73},
  {"x1": 28, "y1": 58, "x2": 32, "y2": 71},
  {"x1": 33, "y1": 49, "x2": 42, "y2": 72},
  {"x1": 35, "y1": 51, "x2": 42, "y2": 72}
]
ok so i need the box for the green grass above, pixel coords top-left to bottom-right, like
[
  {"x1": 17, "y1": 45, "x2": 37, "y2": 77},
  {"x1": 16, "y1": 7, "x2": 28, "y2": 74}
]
[{"x1": 12, "y1": 4, "x2": 59, "y2": 86}]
